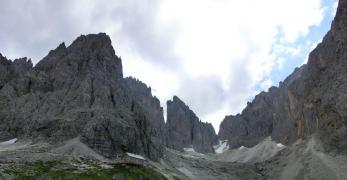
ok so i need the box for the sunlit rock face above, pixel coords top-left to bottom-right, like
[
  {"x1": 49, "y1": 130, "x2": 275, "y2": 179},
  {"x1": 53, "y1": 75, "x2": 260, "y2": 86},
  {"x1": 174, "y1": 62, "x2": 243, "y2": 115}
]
[
  {"x1": 166, "y1": 96, "x2": 218, "y2": 153},
  {"x1": 0, "y1": 33, "x2": 166, "y2": 161},
  {"x1": 219, "y1": 0, "x2": 347, "y2": 153}
]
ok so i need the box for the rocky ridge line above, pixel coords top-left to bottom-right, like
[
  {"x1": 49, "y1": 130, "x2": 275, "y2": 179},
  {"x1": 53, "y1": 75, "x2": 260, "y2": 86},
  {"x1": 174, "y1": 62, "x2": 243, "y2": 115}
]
[{"x1": 218, "y1": 0, "x2": 347, "y2": 153}]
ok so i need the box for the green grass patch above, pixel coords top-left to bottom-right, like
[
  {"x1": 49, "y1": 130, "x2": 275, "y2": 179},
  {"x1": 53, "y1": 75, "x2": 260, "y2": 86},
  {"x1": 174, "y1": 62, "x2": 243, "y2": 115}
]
[
  {"x1": 173, "y1": 175, "x2": 182, "y2": 180},
  {"x1": 3, "y1": 160, "x2": 167, "y2": 180}
]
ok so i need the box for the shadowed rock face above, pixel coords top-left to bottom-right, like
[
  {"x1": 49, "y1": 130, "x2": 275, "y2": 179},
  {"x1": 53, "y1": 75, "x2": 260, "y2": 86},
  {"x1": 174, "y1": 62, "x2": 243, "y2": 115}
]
[
  {"x1": 0, "y1": 33, "x2": 166, "y2": 161},
  {"x1": 0, "y1": 33, "x2": 219, "y2": 160},
  {"x1": 219, "y1": 0, "x2": 347, "y2": 153},
  {"x1": 166, "y1": 96, "x2": 218, "y2": 153},
  {"x1": 124, "y1": 77, "x2": 167, "y2": 158},
  {"x1": 1, "y1": 0, "x2": 345, "y2": 163}
]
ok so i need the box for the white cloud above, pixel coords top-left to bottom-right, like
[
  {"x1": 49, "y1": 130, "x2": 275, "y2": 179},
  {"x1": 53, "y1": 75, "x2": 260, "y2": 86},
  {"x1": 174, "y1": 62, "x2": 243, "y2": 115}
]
[
  {"x1": 332, "y1": 1, "x2": 338, "y2": 16},
  {"x1": 0, "y1": 0, "x2": 328, "y2": 132},
  {"x1": 154, "y1": 0, "x2": 325, "y2": 131}
]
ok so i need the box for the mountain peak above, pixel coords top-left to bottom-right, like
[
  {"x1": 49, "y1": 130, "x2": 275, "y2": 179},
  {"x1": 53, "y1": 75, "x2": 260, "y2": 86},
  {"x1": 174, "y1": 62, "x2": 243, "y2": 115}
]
[
  {"x1": 332, "y1": 0, "x2": 347, "y2": 34},
  {"x1": 70, "y1": 33, "x2": 113, "y2": 51},
  {"x1": 36, "y1": 33, "x2": 122, "y2": 82},
  {"x1": 170, "y1": 95, "x2": 184, "y2": 104},
  {"x1": 166, "y1": 95, "x2": 218, "y2": 153}
]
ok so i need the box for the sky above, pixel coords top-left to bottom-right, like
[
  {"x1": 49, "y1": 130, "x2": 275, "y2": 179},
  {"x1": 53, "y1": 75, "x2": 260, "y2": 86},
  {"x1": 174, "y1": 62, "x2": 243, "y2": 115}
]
[{"x1": 0, "y1": 0, "x2": 338, "y2": 132}]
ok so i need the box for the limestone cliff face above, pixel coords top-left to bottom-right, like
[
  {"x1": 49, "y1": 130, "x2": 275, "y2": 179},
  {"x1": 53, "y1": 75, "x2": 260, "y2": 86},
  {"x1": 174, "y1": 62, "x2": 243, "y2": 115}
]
[
  {"x1": 0, "y1": 33, "x2": 165, "y2": 160},
  {"x1": 0, "y1": 33, "x2": 220, "y2": 159},
  {"x1": 166, "y1": 96, "x2": 218, "y2": 153},
  {"x1": 124, "y1": 77, "x2": 167, "y2": 158},
  {"x1": 219, "y1": 0, "x2": 347, "y2": 153},
  {"x1": 1, "y1": 0, "x2": 345, "y2": 161}
]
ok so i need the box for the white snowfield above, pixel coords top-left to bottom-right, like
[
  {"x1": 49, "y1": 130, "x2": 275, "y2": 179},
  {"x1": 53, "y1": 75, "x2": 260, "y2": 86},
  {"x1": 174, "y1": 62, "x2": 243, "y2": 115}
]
[
  {"x1": 213, "y1": 140, "x2": 230, "y2": 154},
  {"x1": 183, "y1": 147, "x2": 195, "y2": 153},
  {"x1": 212, "y1": 137, "x2": 286, "y2": 163},
  {"x1": 239, "y1": 146, "x2": 246, "y2": 150},
  {"x1": 126, "y1": 152, "x2": 145, "y2": 160},
  {"x1": 277, "y1": 143, "x2": 285, "y2": 148},
  {"x1": 0, "y1": 138, "x2": 36, "y2": 153},
  {"x1": 0, "y1": 138, "x2": 17, "y2": 146}
]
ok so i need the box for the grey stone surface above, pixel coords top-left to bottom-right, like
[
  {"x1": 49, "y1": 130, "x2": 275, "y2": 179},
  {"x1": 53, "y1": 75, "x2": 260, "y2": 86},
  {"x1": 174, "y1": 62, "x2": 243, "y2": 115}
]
[
  {"x1": 0, "y1": 33, "x2": 166, "y2": 161},
  {"x1": 218, "y1": 0, "x2": 347, "y2": 153},
  {"x1": 166, "y1": 96, "x2": 218, "y2": 153},
  {"x1": 1, "y1": 0, "x2": 346, "y2": 165}
]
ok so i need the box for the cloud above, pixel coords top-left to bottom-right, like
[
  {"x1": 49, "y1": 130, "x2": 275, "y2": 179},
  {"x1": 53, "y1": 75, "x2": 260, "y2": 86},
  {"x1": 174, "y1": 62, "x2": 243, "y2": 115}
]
[
  {"x1": 0, "y1": 0, "x2": 330, "y2": 132},
  {"x1": 156, "y1": 0, "x2": 326, "y2": 131},
  {"x1": 176, "y1": 75, "x2": 226, "y2": 117},
  {"x1": 332, "y1": 1, "x2": 338, "y2": 16},
  {"x1": 0, "y1": 0, "x2": 178, "y2": 67}
]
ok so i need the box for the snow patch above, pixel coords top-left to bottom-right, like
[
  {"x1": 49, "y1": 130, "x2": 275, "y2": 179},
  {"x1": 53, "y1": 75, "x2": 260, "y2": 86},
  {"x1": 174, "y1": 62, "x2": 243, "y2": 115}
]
[
  {"x1": 183, "y1": 147, "x2": 195, "y2": 153},
  {"x1": 277, "y1": 143, "x2": 285, "y2": 148},
  {"x1": 213, "y1": 140, "x2": 229, "y2": 154},
  {"x1": 239, "y1": 146, "x2": 246, "y2": 150},
  {"x1": 0, "y1": 138, "x2": 17, "y2": 146},
  {"x1": 126, "y1": 152, "x2": 145, "y2": 160}
]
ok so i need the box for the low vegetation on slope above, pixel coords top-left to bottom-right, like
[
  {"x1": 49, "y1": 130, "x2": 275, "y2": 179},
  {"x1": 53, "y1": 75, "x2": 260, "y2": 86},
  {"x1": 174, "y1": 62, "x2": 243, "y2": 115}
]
[{"x1": 1, "y1": 160, "x2": 167, "y2": 180}]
